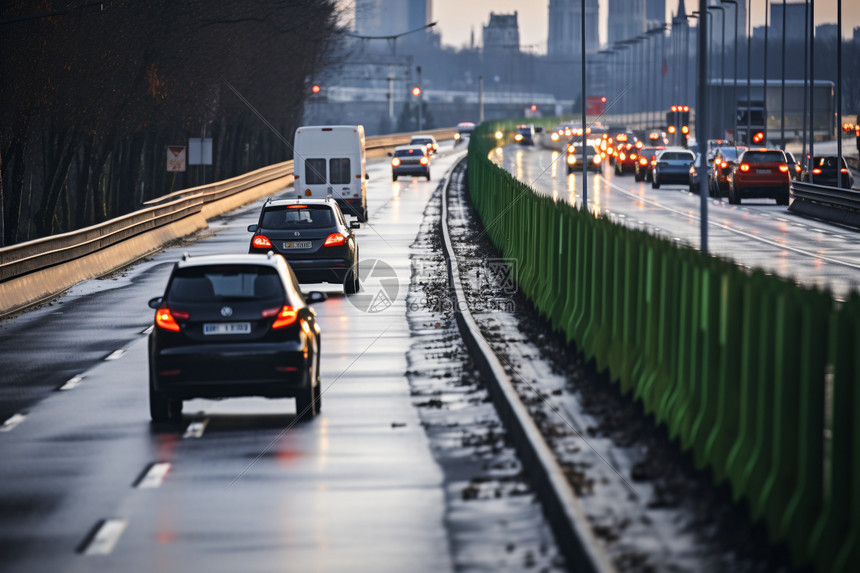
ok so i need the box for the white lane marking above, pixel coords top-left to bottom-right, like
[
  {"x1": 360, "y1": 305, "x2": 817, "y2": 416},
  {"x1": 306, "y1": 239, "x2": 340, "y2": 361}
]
[
  {"x1": 183, "y1": 418, "x2": 209, "y2": 439},
  {"x1": 141, "y1": 326, "x2": 153, "y2": 335},
  {"x1": 104, "y1": 349, "x2": 126, "y2": 361},
  {"x1": 135, "y1": 463, "x2": 171, "y2": 488},
  {"x1": 0, "y1": 413, "x2": 26, "y2": 432},
  {"x1": 60, "y1": 375, "x2": 84, "y2": 391},
  {"x1": 81, "y1": 519, "x2": 128, "y2": 555}
]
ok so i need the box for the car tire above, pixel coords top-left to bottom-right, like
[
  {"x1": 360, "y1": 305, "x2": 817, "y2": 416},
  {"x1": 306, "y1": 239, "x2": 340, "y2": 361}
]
[
  {"x1": 778, "y1": 188, "x2": 790, "y2": 206},
  {"x1": 426, "y1": 172, "x2": 431, "y2": 181},
  {"x1": 344, "y1": 259, "x2": 360, "y2": 294},
  {"x1": 634, "y1": 171, "x2": 642, "y2": 182},
  {"x1": 652, "y1": 177, "x2": 660, "y2": 189},
  {"x1": 392, "y1": 174, "x2": 398, "y2": 181},
  {"x1": 689, "y1": 184, "x2": 696, "y2": 194},
  {"x1": 729, "y1": 185, "x2": 740, "y2": 205},
  {"x1": 149, "y1": 371, "x2": 181, "y2": 422},
  {"x1": 296, "y1": 370, "x2": 317, "y2": 421}
]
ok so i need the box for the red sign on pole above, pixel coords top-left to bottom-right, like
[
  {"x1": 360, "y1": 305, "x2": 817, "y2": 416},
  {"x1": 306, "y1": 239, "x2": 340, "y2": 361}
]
[{"x1": 586, "y1": 96, "x2": 605, "y2": 116}]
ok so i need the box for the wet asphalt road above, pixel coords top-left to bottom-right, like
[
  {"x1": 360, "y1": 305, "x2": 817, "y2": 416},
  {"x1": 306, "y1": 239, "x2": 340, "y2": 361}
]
[
  {"x1": 495, "y1": 143, "x2": 860, "y2": 299},
  {"x1": 0, "y1": 144, "x2": 467, "y2": 572}
]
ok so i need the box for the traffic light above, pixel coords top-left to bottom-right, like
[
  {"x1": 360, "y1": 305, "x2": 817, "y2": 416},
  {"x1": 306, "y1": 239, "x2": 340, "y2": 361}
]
[
  {"x1": 530, "y1": 105, "x2": 537, "y2": 111},
  {"x1": 753, "y1": 131, "x2": 765, "y2": 144},
  {"x1": 411, "y1": 86, "x2": 422, "y2": 97}
]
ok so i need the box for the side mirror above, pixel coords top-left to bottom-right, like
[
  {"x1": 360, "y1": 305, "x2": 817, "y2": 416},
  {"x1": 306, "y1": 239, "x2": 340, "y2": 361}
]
[
  {"x1": 350, "y1": 221, "x2": 361, "y2": 230},
  {"x1": 365, "y1": 173, "x2": 370, "y2": 180},
  {"x1": 247, "y1": 224, "x2": 258, "y2": 233},
  {"x1": 535, "y1": 126, "x2": 544, "y2": 133},
  {"x1": 148, "y1": 297, "x2": 163, "y2": 309},
  {"x1": 387, "y1": 152, "x2": 393, "y2": 157},
  {"x1": 306, "y1": 291, "x2": 328, "y2": 304}
]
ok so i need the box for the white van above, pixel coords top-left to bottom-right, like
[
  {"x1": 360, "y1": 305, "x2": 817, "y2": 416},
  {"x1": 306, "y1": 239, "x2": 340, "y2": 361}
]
[{"x1": 293, "y1": 125, "x2": 368, "y2": 221}]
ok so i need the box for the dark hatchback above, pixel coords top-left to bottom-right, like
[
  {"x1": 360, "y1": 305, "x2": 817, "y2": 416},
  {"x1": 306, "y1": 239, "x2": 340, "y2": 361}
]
[
  {"x1": 802, "y1": 156, "x2": 855, "y2": 189},
  {"x1": 248, "y1": 198, "x2": 360, "y2": 294},
  {"x1": 147, "y1": 253, "x2": 326, "y2": 422}
]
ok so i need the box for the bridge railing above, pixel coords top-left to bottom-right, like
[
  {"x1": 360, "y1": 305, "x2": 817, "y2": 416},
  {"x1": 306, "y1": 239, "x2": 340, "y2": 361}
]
[
  {"x1": 467, "y1": 119, "x2": 859, "y2": 573},
  {"x1": 0, "y1": 127, "x2": 455, "y2": 316}
]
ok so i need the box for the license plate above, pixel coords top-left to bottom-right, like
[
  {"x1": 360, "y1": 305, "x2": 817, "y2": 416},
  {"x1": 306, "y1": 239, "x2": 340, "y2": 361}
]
[
  {"x1": 203, "y1": 322, "x2": 251, "y2": 335},
  {"x1": 282, "y1": 241, "x2": 312, "y2": 249},
  {"x1": 756, "y1": 169, "x2": 771, "y2": 174}
]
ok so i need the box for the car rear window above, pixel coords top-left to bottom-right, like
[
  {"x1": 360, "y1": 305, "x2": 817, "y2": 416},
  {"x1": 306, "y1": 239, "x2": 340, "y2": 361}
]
[
  {"x1": 718, "y1": 148, "x2": 745, "y2": 161},
  {"x1": 661, "y1": 152, "x2": 694, "y2": 161},
  {"x1": 395, "y1": 148, "x2": 425, "y2": 157},
  {"x1": 745, "y1": 151, "x2": 785, "y2": 163},
  {"x1": 410, "y1": 138, "x2": 431, "y2": 146},
  {"x1": 261, "y1": 205, "x2": 335, "y2": 229},
  {"x1": 168, "y1": 266, "x2": 284, "y2": 303},
  {"x1": 813, "y1": 157, "x2": 843, "y2": 168}
]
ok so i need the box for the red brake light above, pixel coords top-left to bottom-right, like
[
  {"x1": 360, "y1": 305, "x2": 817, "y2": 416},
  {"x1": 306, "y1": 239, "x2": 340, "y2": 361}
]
[
  {"x1": 778, "y1": 164, "x2": 789, "y2": 173},
  {"x1": 253, "y1": 235, "x2": 272, "y2": 249},
  {"x1": 419, "y1": 156, "x2": 429, "y2": 165},
  {"x1": 619, "y1": 152, "x2": 626, "y2": 161},
  {"x1": 630, "y1": 153, "x2": 637, "y2": 160},
  {"x1": 720, "y1": 161, "x2": 728, "y2": 169},
  {"x1": 391, "y1": 157, "x2": 401, "y2": 167},
  {"x1": 812, "y1": 168, "x2": 822, "y2": 175},
  {"x1": 287, "y1": 204, "x2": 307, "y2": 209},
  {"x1": 324, "y1": 233, "x2": 346, "y2": 247},
  {"x1": 271, "y1": 305, "x2": 298, "y2": 329},
  {"x1": 739, "y1": 163, "x2": 750, "y2": 172},
  {"x1": 639, "y1": 157, "x2": 647, "y2": 165},
  {"x1": 795, "y1": 165, "x2": 801, "y2": 172},
  {"x1": 841, "y1": 168, "x2": 849, "y2": 174},
  {"x1": 155, "y1": 309, "x2": 181, "y2": 332}
]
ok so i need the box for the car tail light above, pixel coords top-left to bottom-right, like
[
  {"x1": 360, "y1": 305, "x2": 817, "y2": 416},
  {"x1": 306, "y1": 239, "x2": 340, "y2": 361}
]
[
  {"x1": 812, "y1": 168, "x2": 822, "y2": 175},
  {"x1": 619, "y1": 152, "x2": 626, "y2": 161},
  {"x1": 324, "y1": 232, "x2": 346, "y2": 247},
  {"x1": 551, "y1": 133, "x2": 559, "y2": 141},
  {"x1": 841, "y1": 168, "x2": 849, "y2": 174},
  {"x1": 454, "y1": 133, "x2": 460, "y2": 140},
  {"x1": 630, "y1": 153, "x2": 637, "y2": 160},
  {"x1": 720, "y1": 161, "x2": 728, "y2": 169},
  {"x1": 515, "y1": 134, "x2": 523, "y2": 141},
  {"x1": 419, "y1": 156, "x2": 429, "y2": 165},
  {"x1": 253, "y1": 235, "x2": 272, "y2": 249},
  {"x1": 739, "y1": 163, "x2": 750, "y2": 172},
  {"x1": 639, "y1": 157, "x2": 647, "y2": 165},
  {"x1": 271, "y1": 305, "x2": 298, "y2": 329},
  {"x1": 567, "y1": 154, "x2": 576, "y2": 165},
  {"x1": 155, "y1": 309, "x2": 181, "y2": 332},
  {"x1": 287, "y1": 204, "x2": 307, "y2": 209},
  {"x1": 651, "y1": 159, "x2": 657, "y2": 165},
  {"x1": 391, "y1": 158, "x2": 401, "y2": 167},
  {"x1": 635, "y1": 141, "x2": 643, "y2": 148},
  {"x1": 778, "y1": 164, "x2": 789, "y2": 173},
  {"x1": 681, "y1": 126, "x2": 689, "y2": 134},
  {"x1": 794, "y1": 164, "x2": 801, "y2": 172},
  {"x1": 593, "y1": 155, "x2": 602, "y2": 165}
]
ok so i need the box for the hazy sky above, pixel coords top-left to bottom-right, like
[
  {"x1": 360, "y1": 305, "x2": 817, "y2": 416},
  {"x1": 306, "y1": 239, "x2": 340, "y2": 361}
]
[{"x1": 432, "y1": 0, "x2": 860, "y2": 53}]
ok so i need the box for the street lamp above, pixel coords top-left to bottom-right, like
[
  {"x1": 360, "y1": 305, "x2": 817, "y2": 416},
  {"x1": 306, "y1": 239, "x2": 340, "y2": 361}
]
[
  {"x1": 722, "y1": 0, "x2": 739, "y2": 142},
  {"x1": 696, "y1": 0, "x2": 710, "y2": 253},
  {"x1": 708, "y1": 4, "x2": 726, "y2": 139}
]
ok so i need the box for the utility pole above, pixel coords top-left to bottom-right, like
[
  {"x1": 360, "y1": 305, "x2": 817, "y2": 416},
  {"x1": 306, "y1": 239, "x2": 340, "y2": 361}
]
[
  {"x1": 478, "y1": 75, "x2": 484, "y2": 123},
  {"x1": 698, "y1": 0, "x2": 710, "y2": 253},
  {"x1": 581, "y1": 0, "x2": 588, "y2": 210},
  {"x1": 837, "y1": 0, "x2": 843, "y2": 188},
  {"x1": 809, "y1": 0, "x2": 815, "y2": 182},
  {"x1": 417, "y1": 65, "x2": 423, "y2": 131}
]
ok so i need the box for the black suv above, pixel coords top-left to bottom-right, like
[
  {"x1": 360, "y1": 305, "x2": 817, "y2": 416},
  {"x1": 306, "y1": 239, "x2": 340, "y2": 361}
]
[
  {"x1": 147, "y1": 253, "x2": 326, "y2": 422},
  {"x1": 802, "y1": 156, "x2": 855, "y2": 189},
  {"x1": 248, "y1": 197, "x2": 360, "y2": 294}
]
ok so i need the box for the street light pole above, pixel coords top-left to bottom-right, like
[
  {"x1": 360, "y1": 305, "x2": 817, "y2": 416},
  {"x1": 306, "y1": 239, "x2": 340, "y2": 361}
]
[
  {"x1": 581, "y1": 0, "x2": 588, "y2": 210},
  {"x1": 809, "y1": 0, "x2": 815, "y2": 182},
  {"x1": 746, "y1": 0, "x2": 752, "y2": 144},
  {"x1": 837, "y1": 0, "x2": 843, "y2": 188},
  {"x1": 763, "y1": 0, "x2": 769, "y2": 142},
  {"x1": 722, "y1": 0, "x2": 739, "y2": 142},
  {"x1": 710, "y1": 5, "x2": 726, "y2": 139},
  {"x1": 697, "y1": 0, "x2": 710, "y2": 253}
]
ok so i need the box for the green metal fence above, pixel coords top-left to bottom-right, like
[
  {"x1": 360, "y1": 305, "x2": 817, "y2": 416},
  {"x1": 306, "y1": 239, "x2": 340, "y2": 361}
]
[{"x1": 466, "y1": 119, "x2": 860, "y2": 572}]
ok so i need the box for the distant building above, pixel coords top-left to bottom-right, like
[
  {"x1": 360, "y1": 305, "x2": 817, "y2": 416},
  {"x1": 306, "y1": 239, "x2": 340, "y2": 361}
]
[
  {"x1": 645, "y1": 0, "x2": 665, "y2": 27},
  {"x1": 354, "y1": 0, "x2": 433, "y2": 41},
  {"x1": 770, "y1": 2, "x2": 806, "y2": 43},
  {"x1": 815, "y1": 23, "x2": 838, "y2": 43},
  {"x1": 607, "y1": 0, "x2": 646, "y2": 46},
  {"x1": 548, "y1": 0, "x2": 599, "y2": 57},
  {"x1": 483, "y1": 12, "x2": 520, "y2": 53}
]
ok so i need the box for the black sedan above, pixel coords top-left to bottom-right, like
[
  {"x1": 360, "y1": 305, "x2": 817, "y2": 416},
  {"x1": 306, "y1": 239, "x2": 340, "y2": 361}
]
[
  {"x1": 802, "y1": 156, "x2": 855, "y2": 189},
  {"x1": 147, "y1": 253, "x2": 326, "y2": 422},
  {"x1": 248, "y1": 197, "x2": 361, "y2": 293}
]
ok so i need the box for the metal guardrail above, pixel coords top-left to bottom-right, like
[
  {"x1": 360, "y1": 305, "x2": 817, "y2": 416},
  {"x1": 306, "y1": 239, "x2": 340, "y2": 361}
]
[
  {"x1": 0, "y1": 128, "x2": 455, "y2": 286},
  {"x1": 789, "y1": 180, "x2": 860, "y2": 228}
]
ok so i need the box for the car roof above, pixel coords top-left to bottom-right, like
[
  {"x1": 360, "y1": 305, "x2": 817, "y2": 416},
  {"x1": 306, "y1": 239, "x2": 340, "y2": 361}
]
[
  {"x1": 175, "y1": 253, "x2": 286, "y2": 270},
  {"x1": 265, "y1": 197, "x2": 334, "y2": 208}
]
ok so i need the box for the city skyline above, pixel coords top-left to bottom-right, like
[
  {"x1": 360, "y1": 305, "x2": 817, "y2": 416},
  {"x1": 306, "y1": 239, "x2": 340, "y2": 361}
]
[{"x1": 431, "y1": 0, "x2": 860, "y2": 53}]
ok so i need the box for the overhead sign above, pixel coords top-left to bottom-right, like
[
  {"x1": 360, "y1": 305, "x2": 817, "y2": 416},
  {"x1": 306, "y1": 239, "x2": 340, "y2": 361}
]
[
  {"x1": 166, "y1": 146, "x2": 186, "y2": 172},
  {"x1": 188, "y1": 138, "x2": 213, "y2": 166}
]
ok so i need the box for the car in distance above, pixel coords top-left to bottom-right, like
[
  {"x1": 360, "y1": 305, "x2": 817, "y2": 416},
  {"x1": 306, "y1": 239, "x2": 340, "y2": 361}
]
[
  {"x1": 409, "y1": 134, "x2": 439, "y2": 154},
  {"x1": 515, "y1": 124, "x2": 535, "y2": 145},
  {"x1": 785, "y1": 151, "x2": 802, "y2": 180},
  {"x1": 728, "y1": 148, "x2": 791, "y2": 205},
  {"x1": 652, "y1": 149, "x2": 696, "y2": 188},
  {"x1": 454, "y1": 122, "x2": 475, "y2": 145},
  {"x1": 802, "y1": 156, "x2": 855, "y2": 189},
  {"x1": 613, "y1": 141, "x2": 639, "y2": 175},
  {"x1": 709, "y1": 146, "x2": 748, "y2": 197},
  {"x1": 566, "y1": 142, "x2": 603, "y2": 174},
  {"x1": 635, "y1": 146, "x2": 665, "y2": 182},
  {"x1": 248, "y1": 197, "x2": 361, "y2": 294},
  {"x1": 689, "y1": 153, "x2": 704, "y2": 193},
  {"x1": 391, "y1": 144, "x2": 431, "y2": 181},
  {"x1": 147, "y1": 253, "x2": 326, "y2": 423}
]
